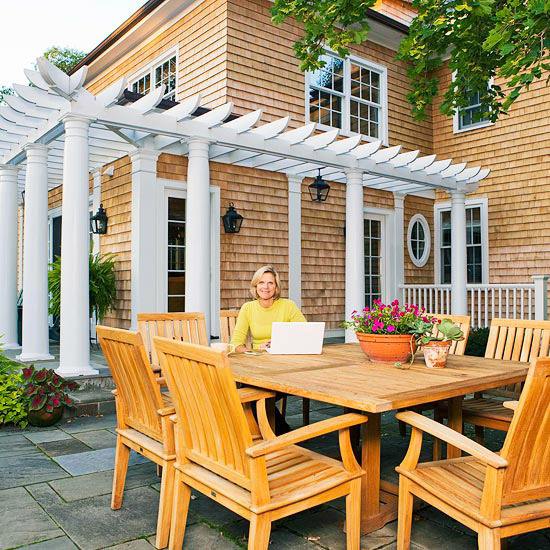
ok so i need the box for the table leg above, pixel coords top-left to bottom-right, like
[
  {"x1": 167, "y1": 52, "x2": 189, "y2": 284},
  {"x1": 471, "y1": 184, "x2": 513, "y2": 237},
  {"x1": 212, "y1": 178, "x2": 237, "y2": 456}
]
[
  {"x1": 446, "y1": 396, "x2": 463, "y2": 459},
  {"x1": 266, "y1": 398, "x2": 276, "y2": 433}
]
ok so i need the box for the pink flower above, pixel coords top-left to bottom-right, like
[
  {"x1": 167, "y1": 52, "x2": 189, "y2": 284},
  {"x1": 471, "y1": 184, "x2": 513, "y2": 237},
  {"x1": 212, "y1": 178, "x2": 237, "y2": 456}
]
[{"x1": 387, "y1": 325, "x2": 396, "y2": 333}]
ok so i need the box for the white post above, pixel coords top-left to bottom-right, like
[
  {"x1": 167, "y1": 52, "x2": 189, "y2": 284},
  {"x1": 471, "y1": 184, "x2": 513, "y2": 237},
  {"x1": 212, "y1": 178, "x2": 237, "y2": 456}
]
[
  {"x1": 91, "y1": 169, "x2": 101, "y2": 254},
  {"x1": 393, "y1": 192, "x2": 405, "y2": 302},
  {"x1": 287, "y1": 174, "x2": 303, "y2": 307},
  {"x1": 185, "y1": 138, "x2": 211, "y2": 337},
  {"x1": 57, "y1": 115, "x2": 97, "y2": 376},
  {"x1": 345, "y1": 169, "x2": 365, "y2": 342},
  {"x1": 0, "y1": 165, "x2": 21, "y2": 349},
  {"x1": 17, "y1": 145, "x2": 54, "y2": 361},
  {"x1": 130, "y1": 149, "x2": 161, "y2": 328},
  {"x1": 450, "y1": 189, "x2": 468, "y2": 315},
  {"x1": 533, "y1": 275, "x2": 549, "y2": 320}
]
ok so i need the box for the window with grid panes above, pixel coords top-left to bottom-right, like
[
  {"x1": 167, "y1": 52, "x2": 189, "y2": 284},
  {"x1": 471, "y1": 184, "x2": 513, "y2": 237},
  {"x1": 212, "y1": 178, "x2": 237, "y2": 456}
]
[
  {"x1": 308, "y1": 53, "x2": 384, "y2": 140},
  {"x1": 167, "y1": 197, "x2": 186, "y2": 312},
  {"x1": 130, "y1": 55, "x2": 177, "y2": 101},
  {"x1": 440, "y1": 206, "x2": 483, "y2": 284},
  {"x1": 364, "y1": 218, "x2": 383, "y2": 307},
  {"x1": 458, "y1": 90, "x2": 490, "y2": 130}
]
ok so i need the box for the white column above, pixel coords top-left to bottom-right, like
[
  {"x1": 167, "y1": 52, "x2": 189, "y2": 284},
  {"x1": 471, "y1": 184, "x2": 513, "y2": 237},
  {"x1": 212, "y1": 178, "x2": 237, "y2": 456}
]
[
  {"x1": 450, "y1": 189, "x2": 468, "y2": 315},
  {"x1": 533, "y1": 275, "x2": 549, "y2": 320},
  {"x1": 185, "y1": 138, "x2": 211, "y2": 337},
  {"x1": 91, "y1": 169, "x2": 101, "y2": 254},
  {"x1": 345, "y1": 169, "x2": 365, "y2": 342},
  {"x1": 17, "y1": 145, "x2": 54, "y2": 361},
  {"x1": 0, "y1": 165, "x2": 21, "y2": 349},
  {"x1": 287, "y1": 174, "x2": 303, "y2": 307},
  {"x1": 57, "y1": 115, "x2": 97, "y2": 376},
  {"x1": 393, "y1": 192, "x2": 406, "y2": 302},
  {"x1": 130, "y1": 149, "x2": 161, "y2": 327}
]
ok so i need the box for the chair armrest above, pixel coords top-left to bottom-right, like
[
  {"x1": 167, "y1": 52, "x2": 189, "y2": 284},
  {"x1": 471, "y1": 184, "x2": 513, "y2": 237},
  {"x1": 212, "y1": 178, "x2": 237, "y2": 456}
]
[
  {"x1": 157, "y1": 406, "x2": 175, "y2": 417},
  {"x1": 156, "y1": 377, "x2": 167, "y2": 386},
  {"x1": 238, "y1": 387, "x2": 276, "y2": 403},
  {"x1": 503, "y1": 401, "x2": 518, "y2": 411},
  {"x1": 111, "y1": 389, "x2": 117, "y2": 396},
  {"x1": 396, "y1": 411, "x2": 507, "y2": 469},
  {"x1": 246, "y1": 413, "x2": 368, "y2": 458},
  {"x1": 169, "y1": 414, "x2": 177, "y2": 424}
]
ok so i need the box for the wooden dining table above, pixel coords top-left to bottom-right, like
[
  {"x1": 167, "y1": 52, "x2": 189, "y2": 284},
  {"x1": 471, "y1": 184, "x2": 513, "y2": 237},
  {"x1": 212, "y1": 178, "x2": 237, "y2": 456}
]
[{"x1": 229, "y1": 343, "x2": 529, "y2": 534}]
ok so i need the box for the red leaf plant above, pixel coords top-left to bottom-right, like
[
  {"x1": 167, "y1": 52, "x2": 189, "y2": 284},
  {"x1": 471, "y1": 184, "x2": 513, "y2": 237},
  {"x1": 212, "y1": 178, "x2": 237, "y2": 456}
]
[{"x1": 22, "y1": 366, "x2": 80, "y2": 412}]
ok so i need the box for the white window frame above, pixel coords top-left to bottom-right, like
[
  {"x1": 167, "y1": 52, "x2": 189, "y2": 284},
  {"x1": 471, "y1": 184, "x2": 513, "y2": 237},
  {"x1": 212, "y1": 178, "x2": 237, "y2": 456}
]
[
  {"x1": 128, "y1": 46, "x2": 179, "y2": 102},
  {"x1": 407, "y1": 213, "x2": 431, "y2": 268},
  {"x1": 434, "y1": 197, "x2": 489, "y2": 285},
  {"x1": 452, "y1": 77, "x2": 494, "y2": 134},
  {"x1": 305, "y1": 52, "x2": 389, "y2": 145}
]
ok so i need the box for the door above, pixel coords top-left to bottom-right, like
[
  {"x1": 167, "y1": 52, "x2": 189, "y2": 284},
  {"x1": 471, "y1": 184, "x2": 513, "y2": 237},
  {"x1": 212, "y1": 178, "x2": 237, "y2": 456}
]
[
  {"x1": 364, "y1": 214, "x2": 385, "y2": 308},
  {"x1": 166, "y1": 195, "x2": 186, "y2": 312}
]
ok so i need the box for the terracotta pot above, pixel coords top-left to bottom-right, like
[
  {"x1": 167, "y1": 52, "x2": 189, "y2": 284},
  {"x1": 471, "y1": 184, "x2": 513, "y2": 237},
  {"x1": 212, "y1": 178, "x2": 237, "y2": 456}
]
[
  {"x1": 28, "y1": 406, "x2": 64, "y2": 427},
  {"x1": 422, "y1": 340, "x2": 452, "y2": 368},
  {"x1": 356, "y1": 332, "x2": 416, "y2": 364}
]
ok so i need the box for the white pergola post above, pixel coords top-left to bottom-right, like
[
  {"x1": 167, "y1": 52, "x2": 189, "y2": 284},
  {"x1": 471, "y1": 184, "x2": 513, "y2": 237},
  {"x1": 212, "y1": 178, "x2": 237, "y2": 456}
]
[
  {"x1": 130, "y1": 149, "x2": 162, "y2": 327},
  {"x1": 17, "y1": 145, "x2": 54, "y2": 361},
  {"x1": 0, "y1": 165, "x2": 21, "y2": 349},
  {"x1": 185, "y1": 138, "x2": 212, "y2": 337},
  {"x1": 345, "y1": 169, "x2": 365, "y2": 342},
  {"x1": 57, "y1": 115, "x2": 97, "y2": 376},
  {"x1": 287, "y1": 174, "x2": 303, "y2": 307},
  {"x1": 533, "y1": 275, "x2": 549, "y2": 320},
  {"x1": 450, "y1": 189, "x2": 468, "y2": 315},
  {"x1": 393, "y1": 192, "x2": 406, "y2": 302}
]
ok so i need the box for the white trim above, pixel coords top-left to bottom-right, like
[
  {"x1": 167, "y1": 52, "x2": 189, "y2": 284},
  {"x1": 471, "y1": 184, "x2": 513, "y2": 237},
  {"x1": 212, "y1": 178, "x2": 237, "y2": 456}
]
[
  {"x1": 407, "y1": 213, "x2": 431, "y2": 268},
  {"x1": 287, "y1": 174, "x2": 303, "y2": 308},
  {"x1": 434, "y1": 197, "x2": 489, "y2": 284}
]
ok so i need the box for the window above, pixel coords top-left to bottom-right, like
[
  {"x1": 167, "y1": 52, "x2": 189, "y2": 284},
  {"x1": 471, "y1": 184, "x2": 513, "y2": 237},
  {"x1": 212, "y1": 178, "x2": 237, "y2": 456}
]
[
  {"x1": 307, "y1": 53, "x2": 387, "y2": 142},
  {"x1": 407, "y1": 214, "x2": 430, "y2": 267},
  {"x1": 130, "y1": 52, "x2": 177, "y2": 101},
  {"x1": 364, "y1": 217, "x2": 383, "y2": 307},
  {"x1": 436, "y1": 200, "x2": 487, "y2": 284},
  {"x1": 167, "y1": 197, "x2": 186, "y2": 311},
  {"x1": 457, "y1": 90, "x2": 490, "y2": 130}
]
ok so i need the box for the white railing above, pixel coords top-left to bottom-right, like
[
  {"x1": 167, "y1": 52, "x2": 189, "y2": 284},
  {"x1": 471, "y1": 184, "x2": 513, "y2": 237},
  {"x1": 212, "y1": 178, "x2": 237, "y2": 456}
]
[{"x1": 399, "y1": 276, "x2": 548, "y2": 328}]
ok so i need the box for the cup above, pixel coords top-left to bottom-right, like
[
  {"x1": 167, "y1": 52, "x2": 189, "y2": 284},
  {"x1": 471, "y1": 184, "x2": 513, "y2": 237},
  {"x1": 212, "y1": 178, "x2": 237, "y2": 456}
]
[{"x1": 210, "y1": 342, "x2": 236, "y2": 354}]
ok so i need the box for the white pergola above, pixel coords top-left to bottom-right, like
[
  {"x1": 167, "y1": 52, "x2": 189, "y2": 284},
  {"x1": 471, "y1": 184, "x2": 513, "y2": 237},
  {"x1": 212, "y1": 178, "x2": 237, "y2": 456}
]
[{"x1": 0, "y1": 58, "x2": 489, "y2": 375}]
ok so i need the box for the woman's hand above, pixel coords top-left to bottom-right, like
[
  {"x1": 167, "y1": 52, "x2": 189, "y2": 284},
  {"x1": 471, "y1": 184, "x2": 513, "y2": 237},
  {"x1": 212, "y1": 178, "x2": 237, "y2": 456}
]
[
  {"x1": 235, "y1": 345, "x2": 249, "y2": 353},
  {"x1": 258, "y1": 341, "x2": 271, "y2": 351}
]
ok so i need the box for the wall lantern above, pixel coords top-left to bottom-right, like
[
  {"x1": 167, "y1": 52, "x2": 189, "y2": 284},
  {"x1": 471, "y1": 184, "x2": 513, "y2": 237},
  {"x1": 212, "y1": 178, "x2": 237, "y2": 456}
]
[
  {"x1": 222, "y1": 203, "x2": 244, "y2": 233},
  {"x1": 308, "y1": 168, "x2": 330, "y2": 202},
  {"x1": 90, "y1": 204, "x2": 108, "y2": 235}
]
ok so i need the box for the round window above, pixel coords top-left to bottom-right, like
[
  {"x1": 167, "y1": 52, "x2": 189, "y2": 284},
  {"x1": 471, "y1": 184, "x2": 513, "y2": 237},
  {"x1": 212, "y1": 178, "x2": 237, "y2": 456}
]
[{"x1": 407, "y1": 214, "x2": 431, "y2": 267}]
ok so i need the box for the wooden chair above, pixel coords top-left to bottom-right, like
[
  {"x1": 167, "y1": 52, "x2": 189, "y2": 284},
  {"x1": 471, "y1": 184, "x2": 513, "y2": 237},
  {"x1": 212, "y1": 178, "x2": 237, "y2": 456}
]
[
  {"x1": 137, "y1": 312, "x2": 208, "y2": 373},
  {"x1": 220, "y1": 309, "x2": 311, "y2": 425},
  {"x1": 396, "y1": 356, "x2": 550, "y2": 550},
  {"x1": 96, "y1": 325, "x2": 176, "y2": 550},
  {"x1": 153, "y1": 337, "x2": 367, "y2": 550}
]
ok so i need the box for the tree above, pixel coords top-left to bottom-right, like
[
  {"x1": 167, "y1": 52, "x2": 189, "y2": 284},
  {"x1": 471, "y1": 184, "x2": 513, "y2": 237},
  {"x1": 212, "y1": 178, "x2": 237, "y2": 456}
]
[
  {"x1": 42, "y1": 46, "x2": 86, "y2": 74},
  {"x1": 271, "y1": 0, "x2": 550, "y2": 121}
]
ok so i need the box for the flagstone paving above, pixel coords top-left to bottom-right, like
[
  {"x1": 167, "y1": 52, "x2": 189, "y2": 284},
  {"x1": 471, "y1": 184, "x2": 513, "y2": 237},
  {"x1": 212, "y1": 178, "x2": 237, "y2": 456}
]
[{"x1": 1, "y1": 398, "x2": 549, "y2": 549}]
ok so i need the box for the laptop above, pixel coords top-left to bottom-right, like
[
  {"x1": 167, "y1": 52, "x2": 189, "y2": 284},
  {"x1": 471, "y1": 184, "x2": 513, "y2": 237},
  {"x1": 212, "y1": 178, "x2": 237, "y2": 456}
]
[{"x1": 267, "y1": 322, "x2": 325, "y2": 355}]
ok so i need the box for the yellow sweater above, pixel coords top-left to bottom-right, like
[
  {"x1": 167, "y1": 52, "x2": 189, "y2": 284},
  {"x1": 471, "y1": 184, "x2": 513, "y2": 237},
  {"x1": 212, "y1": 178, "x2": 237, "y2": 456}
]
[{"x1": 230, "y1": 299, "x2": 306, "y2": 349}]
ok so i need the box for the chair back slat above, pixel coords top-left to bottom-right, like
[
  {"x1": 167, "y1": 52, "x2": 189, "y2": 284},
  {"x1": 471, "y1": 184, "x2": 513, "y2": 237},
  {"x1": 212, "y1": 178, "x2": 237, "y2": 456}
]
[
  {"x1": 500, "y1": 356, "x2": 550, "y2": 505},
  {"x1": 97, "y1": 326, "x2": 164, "y2": 442},
  {"x1": 137, "y1": 312, "x2": 207, "y2": 369},
  {"x1": 430, "y1": 314, "x2": 470, "y2": 356},
  {"x1": 219, "y1": 310, "x2": 239, "y2": 344},
  {"x1": 154, "y1": 337, "x2": 258, "y2": 491}
]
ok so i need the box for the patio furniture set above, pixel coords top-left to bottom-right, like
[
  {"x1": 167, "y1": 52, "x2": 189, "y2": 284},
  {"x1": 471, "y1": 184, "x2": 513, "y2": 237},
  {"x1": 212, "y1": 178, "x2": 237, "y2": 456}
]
[{"x1": 95, "y1": 314, "x2": 550, "y2": 549}]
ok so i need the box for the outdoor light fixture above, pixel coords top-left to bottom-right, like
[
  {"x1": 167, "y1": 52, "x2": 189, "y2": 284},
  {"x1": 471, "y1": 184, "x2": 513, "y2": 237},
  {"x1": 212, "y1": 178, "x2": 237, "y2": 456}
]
[
  {"x1": 308, "y1": 168, "x2": 330, "y2": 202},
  {"x1": 222, "y1": 203, "x2": 244, "y2": 233},
  {"x1": 90, "y1": 204, "x2": 108, "y2": 235}
]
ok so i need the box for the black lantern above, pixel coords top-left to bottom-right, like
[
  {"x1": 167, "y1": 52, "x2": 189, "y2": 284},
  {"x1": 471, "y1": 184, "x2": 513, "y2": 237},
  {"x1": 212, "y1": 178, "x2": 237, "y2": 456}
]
[
  {"x1": 308, "y1": 168, "x2": 330, "y2": 202},
  {"x1": 222, "y1": 203, "x2": 244, "y2": 233},
  {"x1": 90, "y1": 204, "x2": 108, "y2": 235}
]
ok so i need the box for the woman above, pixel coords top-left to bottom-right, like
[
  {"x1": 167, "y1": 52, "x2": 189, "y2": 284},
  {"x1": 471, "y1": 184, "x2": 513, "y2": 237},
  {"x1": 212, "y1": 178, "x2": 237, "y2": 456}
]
[{"x1": 231, "y1": 265, "x2": 306, "y2": 352}]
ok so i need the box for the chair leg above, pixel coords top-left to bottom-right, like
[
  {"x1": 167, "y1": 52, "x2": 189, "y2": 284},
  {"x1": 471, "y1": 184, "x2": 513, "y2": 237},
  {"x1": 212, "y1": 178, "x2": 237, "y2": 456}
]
[
  {"x1": 280, "y1": 396, "x2": 287, "y2": 417},
  {"x1": 302, "y1": 398, "x2": 310, "y2": 425},
  {"x1": 432, "y1": 407, "x2": 445, "y2": 461},
  {"x1": 111, "y1": 436, "x2": 131, "y2": 510},
  {"x1": 475, "y1": 425, "x2": 485, "y2": 445},
  {"x1": 399, "y1": 419, "x2": 407, "y2": 438},
  {"x1": 478, "y1": 527, "x2": 501, "y2": 550},
  {"x1": 345, "y1": 479, "x2": 361, "y2": 550},
  {"x1": 168, "y1": 470, "x2": 191, "y2": 550},
  {"x1": 155, "y1": 460, "x2": 175, "y2": 549},
  {"x1": 397, "y1": 477, "x2": 414, "y2": 550},
  {"x1": 248, "y1": 513, "x2": 271, "y2": 550}
]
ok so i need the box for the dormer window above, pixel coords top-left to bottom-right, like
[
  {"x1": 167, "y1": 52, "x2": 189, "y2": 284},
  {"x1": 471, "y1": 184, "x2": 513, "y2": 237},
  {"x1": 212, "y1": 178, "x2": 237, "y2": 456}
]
[{"x1": 129, "y1": 51, "x2": 177, "y2": 102}]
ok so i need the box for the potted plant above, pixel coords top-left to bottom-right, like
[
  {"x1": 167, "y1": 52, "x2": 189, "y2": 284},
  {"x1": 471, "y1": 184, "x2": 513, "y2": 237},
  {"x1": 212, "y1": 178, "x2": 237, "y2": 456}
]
[
  {"x1": 21, "y1": 366, "x2": 79, "y2": 427},
  {"x1": 412, "y1": 318, "x2": 464, "y2": 368},
  {"x1": 342, "y1": 299, "x2": 438, "y2": 364}
]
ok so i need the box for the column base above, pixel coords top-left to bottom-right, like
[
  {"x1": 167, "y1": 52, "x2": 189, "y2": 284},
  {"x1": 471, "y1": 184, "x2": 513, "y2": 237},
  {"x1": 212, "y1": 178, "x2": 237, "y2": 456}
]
[
  {"x1": 55, "y1": 365, "x2": 99, "y2": 377},
  {"x1": 16, "y1": 352, "x2": 55, "y2": 362},
  {"x1": 3, "y1": 342, "x2": 21, "y2": 350}
]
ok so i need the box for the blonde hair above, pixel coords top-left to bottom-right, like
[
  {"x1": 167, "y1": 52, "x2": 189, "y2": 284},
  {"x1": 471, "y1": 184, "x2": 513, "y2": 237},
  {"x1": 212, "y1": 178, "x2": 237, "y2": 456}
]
[{"x1": 250, "y1": 265, "x2": 281, "y2": 300}]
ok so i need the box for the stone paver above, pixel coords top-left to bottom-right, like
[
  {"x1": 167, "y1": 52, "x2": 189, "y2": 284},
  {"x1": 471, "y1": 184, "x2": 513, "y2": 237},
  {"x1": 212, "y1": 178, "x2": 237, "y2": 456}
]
[
  {"x1": 58, "y1": 414, "x2": 117, "y2": 434},
  {"x1": 24, "y1": 429, "x2": 74, "y2": 444},
  {"x1": 73, "y1": 428, "x2": 118, "y2": 449},
  {"x1": 38, "y1": 438, "x2": 92, "y2": 457},
  {"x1": 16, "y1": 536, "x2": 79, "y2": 550}
]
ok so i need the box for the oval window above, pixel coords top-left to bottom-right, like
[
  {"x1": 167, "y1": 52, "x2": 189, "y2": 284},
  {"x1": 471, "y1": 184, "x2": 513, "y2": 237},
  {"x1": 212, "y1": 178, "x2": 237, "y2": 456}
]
[{"x1": 407, "y1": 214, "x2": 431, "y2": 267}]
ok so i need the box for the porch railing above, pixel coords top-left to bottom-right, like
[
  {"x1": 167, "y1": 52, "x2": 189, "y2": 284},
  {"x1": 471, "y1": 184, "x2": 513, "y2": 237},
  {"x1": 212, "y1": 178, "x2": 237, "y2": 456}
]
[{"x1": 399, "y1": 276, "x2": 548, "y2": 328}]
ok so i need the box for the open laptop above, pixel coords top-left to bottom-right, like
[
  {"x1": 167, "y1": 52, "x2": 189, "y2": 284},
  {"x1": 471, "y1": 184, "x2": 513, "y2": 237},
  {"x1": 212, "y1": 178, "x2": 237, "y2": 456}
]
[{"x1": 267, "y1": 322, "x2": 325, "y2": 355}]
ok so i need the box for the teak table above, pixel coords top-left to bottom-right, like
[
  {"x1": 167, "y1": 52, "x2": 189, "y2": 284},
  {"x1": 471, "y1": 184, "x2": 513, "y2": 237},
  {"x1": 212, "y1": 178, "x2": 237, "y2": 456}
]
[{"x1": 230, "y1": 343, "x2": 528, "y2": 534}]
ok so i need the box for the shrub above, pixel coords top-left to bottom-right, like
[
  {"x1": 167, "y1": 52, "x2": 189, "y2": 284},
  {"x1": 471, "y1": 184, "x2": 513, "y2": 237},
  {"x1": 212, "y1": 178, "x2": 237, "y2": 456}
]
[
  {"x1": 465, "y1": 327, "x2": 490, "y2": 357},
  {"x1": 22, "y1": 366, "x2": 79, "y2": 413},
  {"x1": 0, "y1": 344, "x2": 28, "y2": 428}
]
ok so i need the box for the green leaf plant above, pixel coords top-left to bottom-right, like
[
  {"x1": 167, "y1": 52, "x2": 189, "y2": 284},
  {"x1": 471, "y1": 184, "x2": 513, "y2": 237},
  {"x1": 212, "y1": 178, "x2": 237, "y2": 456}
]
[
  {"x1": 21, "y1": 366, "x2": 79, "y2": 413},
  {"x1": 0, "y1": 339, "x2": 29, "y2": 428}
]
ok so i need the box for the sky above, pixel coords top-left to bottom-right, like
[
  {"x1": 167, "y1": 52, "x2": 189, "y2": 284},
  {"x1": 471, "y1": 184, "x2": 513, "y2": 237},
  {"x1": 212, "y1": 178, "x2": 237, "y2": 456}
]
[{"x1": 0, "y1": 0, "x2": 147, "y2": 88}]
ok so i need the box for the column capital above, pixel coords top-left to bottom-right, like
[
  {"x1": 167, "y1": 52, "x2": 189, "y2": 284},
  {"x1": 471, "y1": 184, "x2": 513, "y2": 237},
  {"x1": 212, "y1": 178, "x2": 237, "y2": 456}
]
[
  {"x1": 286, "y1": 174, "x2": 304, "y2": 194},
  {"x1": 345, "y1": 168, "x2": 363, "y2": 185},
  {"x1": 60, "y1": 113, "x2": 93, "y2": 126},
  {"x1": 186, "y1": 137, "x2": 212, "y2": 158},
  {"x1": 130, "y1": 148, "x2": 160, "y2": 174},
  {"x1": 393, "y1": 192, "x2": 406, "y2": 208},
  {"x1": 0, "y1": 164, "x2": 20, "y2": 177},
  {"x1": 24, "y1": 143, "x2": 48, "y2": 159}
]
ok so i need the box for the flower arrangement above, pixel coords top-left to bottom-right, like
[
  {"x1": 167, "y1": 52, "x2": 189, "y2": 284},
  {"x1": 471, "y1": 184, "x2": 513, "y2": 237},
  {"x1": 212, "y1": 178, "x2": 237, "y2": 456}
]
[{"x1": 22, "y1": 366, "x2": 79, "y2": 413}]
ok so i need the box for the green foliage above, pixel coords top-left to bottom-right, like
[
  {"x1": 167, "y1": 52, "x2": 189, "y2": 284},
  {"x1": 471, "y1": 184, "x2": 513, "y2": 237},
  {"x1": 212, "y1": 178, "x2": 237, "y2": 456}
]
[
  {"x1": 22, "y1": 366, "x2": 79, "y2": 413},
  {"x1": 42, "y1": 46, "x2": 86, "y2": 74},
  {"x1": 0, "y1": 342, "x2": 28, "y2": 428},
  {"x1": 415, "y1": 318, "x2": 464, "y2": 345},
  {"x1": 0, "y1": 86, "x2": 14, "y2": 105},
  {"x1": 465, "y1": 326, "x2": 490, "y2": 356},
  {"x1": 48, "y1": 253, "x2": 117, "y2": 322},
  {"x1": 271, "y1": 0, "x2": 376, "y2": 71}
]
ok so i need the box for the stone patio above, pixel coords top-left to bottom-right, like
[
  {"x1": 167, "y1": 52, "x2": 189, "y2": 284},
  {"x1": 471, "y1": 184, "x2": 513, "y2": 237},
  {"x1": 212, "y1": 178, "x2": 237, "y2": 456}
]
[{"x1": 1, "y1": 398, "x2": 549, "y2": 550}]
